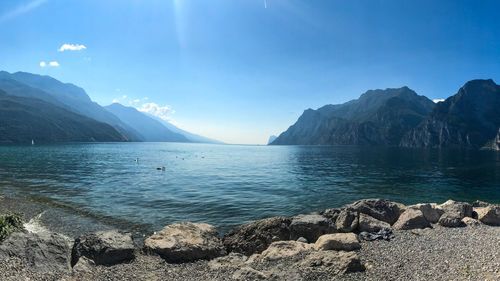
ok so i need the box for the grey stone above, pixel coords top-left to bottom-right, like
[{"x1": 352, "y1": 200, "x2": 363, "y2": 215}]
[
  {"x1": 335, "y1": 209, "x2": 359, "y2": 232},
  {"x1": 393, "y1": 209, "x2": 431, "y2": 230},
  {"x1": 289, "y1": 214, "x2": 335, "y2": 242},
  {"x1": 408, "y1": 203, "x2": 444, "y2": 223},
  {"x1": 223, "y1": 217, "x2": 291, "y2": 256},
  {"x1": 358, "y1": 213, "x2": 391, "y2": 232},
  {"x1": 144, "y1": 222, "x2": 225, "y2": 263},
  {"x1": 438, "y1": 200, "x2": 473, "y2": 219},
  {"x1": 314, "y1": 233, "x2": 360, "y2": 251},
  {"x1": 438, "y1": 213, "x2": 465, "y2": 228},
  {"x1": 475, "y1": 205, "x2": 500, "y2": 226},
  {"x1": 249, "y1": 240, "x2": 313, "y2": 262},
  {"x1": 348, "y1": 199, "x2": 405, "y2": 225},
  {"x1": 72, "y1": 230, "x2": 135, "y2": 266},
  {"x1": 299, "y1": 251, "x2": 365, "y2": 274},
  {"x1": 72, "y1": 256, "x2": 95, "y2": 273},
  {"x1": 0, "y1": 231, "x2": 73, "y2": 273},
  {"x1": 321, "y1": 208, "x2": 342, "y2": 221}
]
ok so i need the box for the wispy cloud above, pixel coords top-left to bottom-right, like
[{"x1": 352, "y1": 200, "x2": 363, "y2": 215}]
[
  {"x1": 59, "y1": 43, "x2": 87, "y2": 52},
  {"x1": 138, "y1": 102, "x2": 175, "y2": 122},
  {"x1": 432, "y1": 98, "x2": 445, "y2": 103},
  {"x1": 39, "y1": 60, "x2": 59, "y2": 67},
  {"x1": 111, "y1": 95, "x2": 175, "y2": 122},
  {"x1": 0, "y1": 0, "x2": 47, "y2": 23}
]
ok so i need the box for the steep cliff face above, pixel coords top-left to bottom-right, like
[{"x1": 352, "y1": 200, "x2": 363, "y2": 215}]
[
  {"x1": 271, "y1": 87, "x2": 435, "y2": 145},
  {"x1": 400, "y1": 79, "x2": 500, "y2": 149}
]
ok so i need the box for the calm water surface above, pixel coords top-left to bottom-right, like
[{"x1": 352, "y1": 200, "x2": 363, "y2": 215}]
[{"x1": 0, "y1": 143, "x2": 499, "y2": 234}]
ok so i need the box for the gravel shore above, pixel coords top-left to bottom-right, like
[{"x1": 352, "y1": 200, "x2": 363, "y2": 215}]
[
  {"x1": 1, "y1": 223, "x2": 498, "y2": 281},
  {"x1": 343, "y1": 224, "x2": 500, "y2": 281}
]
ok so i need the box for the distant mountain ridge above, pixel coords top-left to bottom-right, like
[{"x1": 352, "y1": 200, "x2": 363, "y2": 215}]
[
  {"x1": 0, "y1": 70, "x2": 221, "y2": 145},
  {"x1": 0, "y1": 89, "x2": 125, "y2": 143},
  {"x1": 272, "y1": 80, "x2": 500, "y2": 151},
  {"x1": 271, "y1": 87, "x2": 436, "y2": 146},
  {"x1": 0, "y1": 71, "x2": 142, "y2": 141},
  {"x1": 145, "y1": 113, "x2": 223, "y2": 144},
  {"x1": 105, "y1": 103, "x2": 189, "y2": 142}
]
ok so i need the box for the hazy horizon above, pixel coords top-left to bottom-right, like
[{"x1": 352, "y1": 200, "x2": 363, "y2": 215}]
[{"x1": 1, "y1": 0, "x2": 499, "y2": 144}]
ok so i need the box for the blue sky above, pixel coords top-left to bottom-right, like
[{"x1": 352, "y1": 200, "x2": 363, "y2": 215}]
[{"x1": 1, "y1": 0, "x2": 499, "y2": 144}]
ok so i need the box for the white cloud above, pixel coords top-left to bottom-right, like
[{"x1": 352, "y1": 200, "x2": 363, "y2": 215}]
[
  {"x1": 433, "y1": 98, "x2": 445, "y2": 103},
  {"x1": 39, "y1": 60, "x2": 59, "y2": 67},
  {"x1": 110, "y1": 96, "x2": 175, "y2": 122},
  {"x1": 0, "y1": 0, "x2": 47, "y2": 23},
  {"x1": 58, "y1": 43, "x2": 87, "y2": 52},
  {"x1": 138, "y1": 102, "x2": 175, "y2": 121}
]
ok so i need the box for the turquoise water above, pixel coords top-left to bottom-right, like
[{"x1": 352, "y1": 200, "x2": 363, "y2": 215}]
[{"x1": 0, "y1": 143, "x2": 499, "y2": 233}]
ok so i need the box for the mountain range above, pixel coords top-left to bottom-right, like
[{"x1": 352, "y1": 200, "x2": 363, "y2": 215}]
[
  {"x1": 271, "y1": 79, "x2": 500, "y2": 150},
  {"x1": 104, "y1": 103, "x2": 188, "y2": 142},
  {"x1": 0, "y1": 89, "x2": 125, "y2": 143},
  {"x1": 0, "y1": 71, "x2": 220, "y2": 144},
  {"x1": 1, "y1": 70, "x2": 498, "y2": 149}
]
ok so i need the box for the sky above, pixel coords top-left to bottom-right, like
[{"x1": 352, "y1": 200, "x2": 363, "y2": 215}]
[{"x1": 1, "y1": 0, "x2": 499, "y2": 144}]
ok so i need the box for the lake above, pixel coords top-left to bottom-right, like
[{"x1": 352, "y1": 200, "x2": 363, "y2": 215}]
[{"x1": 0, "y1": 143, "x2": 499, "y2": 235}]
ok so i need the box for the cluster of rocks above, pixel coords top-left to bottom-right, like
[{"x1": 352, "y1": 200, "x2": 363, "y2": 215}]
[{"x1": 0, "y1": 198, "x2": 498, "y2": 279}]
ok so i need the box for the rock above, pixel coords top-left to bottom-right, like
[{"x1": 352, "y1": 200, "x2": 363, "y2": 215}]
[
  {"x1": 335, "y1": 209, "x2": 359, "y2": 232},
  {"x1": 289, "y1": 214, "x2": 335, "y2": 242},
  {"x1": 232, "y1": 266, "x2": 268, "y2": 280},
  {"x1": 296, "y1": 237, "x2": 308, "y2": 243},
  {"x1": 461, "y1": 217, "x2": 482, "y2": 226},
  {"x1": 438, "y1": 200, "x2": 473, "y2": 219},
  {"x1": 321, "y1": 208, "x2": 342, "y2": 221},
  {"x1": 72, "y1": 230, "x2": 135, "y2": 266},
  {"x1": 223, "y1": 217, "x2": 291, "y2": 256},
  {"x1": 0, "y1": 231, "x2": 73, "y2": 273},
  {"x1": 348, "y1": 199, "x2": 405, "y2": 225},
  {"x1": 254, "y1": 240, "x2": 313, "y2": 261},
  {"x1": 472, "y1": 200, "x2": 490, "y2": 207},
  {"x1": 72, "y1": 256, "x2": 95, "y2": 273},
  {"x1": 208, "y1": 253, "x2": 248, "y2": 270},
  {"x1": 475, "y1": 205, "x2": 500, "y2": 226},
  {"x1": 299, "y1": 251, "x2": 365, "y2": 273},
  {"x1": 358, "y1": 213, "x2": 391, "y2": 232},
  {"x1": 393, "y1": 209, "x2": 431, "y2": 230},
  {"x1": 144, "y1": 222, "x2": 225, "y2": 263},
  {"x1": 407, "y1": 203, "x2": 444, "y2": 223},
  {"x1": 438, "y1": 213, "x2": 465, "y2": 227},
  {"x1": 314, "y1": 233, "x2": 360, "y2": 251}
]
